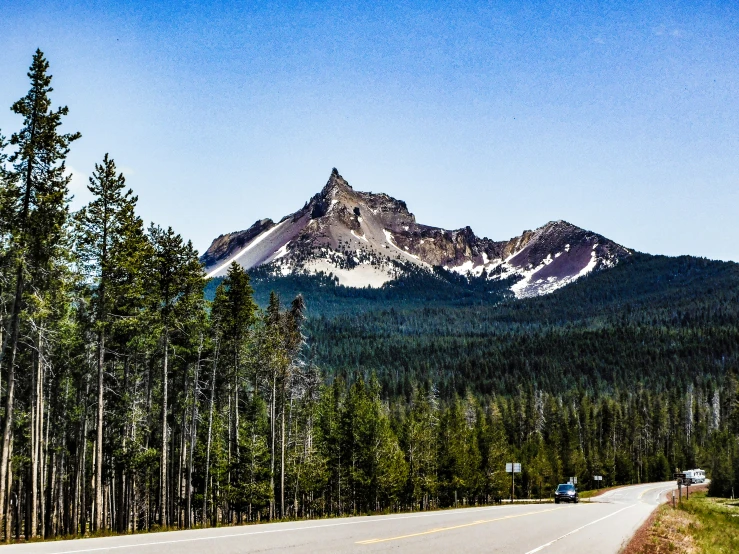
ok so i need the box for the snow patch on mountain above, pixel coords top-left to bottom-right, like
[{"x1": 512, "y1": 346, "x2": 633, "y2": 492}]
[
  {"x1": 383, "y1": 229, "x2": 424, "y2": 262},
  {"x1": 351, "y1": 230, "x2": 368, "y2": 243},
  {"x1": 205, "y1": 219, "x2": 288, "y2": 279},
  {"x1": 303, "y1": 258, "x2": 393, "y2": 288},
  {"x1": 273, "y1": 242, "x2": 290, "y2": 260}
]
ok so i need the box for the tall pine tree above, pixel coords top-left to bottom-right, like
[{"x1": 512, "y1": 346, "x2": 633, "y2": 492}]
[
  {"x1": 74, "y1": 154, "x2": 135, "y2": 531},
  {"x1": 0, "y1": 50, "x2": 79, "y2": 537},
  {"x1": 147, "y1": 225, "x2": 204, "y2": 527}
]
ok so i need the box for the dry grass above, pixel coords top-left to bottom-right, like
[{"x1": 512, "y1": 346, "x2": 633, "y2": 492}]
[{"x1": 623, "y1": 501, "x2": 699, "y2": 553}]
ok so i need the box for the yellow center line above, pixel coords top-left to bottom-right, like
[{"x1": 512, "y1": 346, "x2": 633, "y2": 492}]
[{"x1": 356, "y1": 507, "x2": 564, "y2": 545}]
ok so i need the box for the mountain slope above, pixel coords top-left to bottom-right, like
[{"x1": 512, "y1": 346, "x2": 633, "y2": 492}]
[{"x1": 203, "y1": 169, "x2": 631, "y2": 297}]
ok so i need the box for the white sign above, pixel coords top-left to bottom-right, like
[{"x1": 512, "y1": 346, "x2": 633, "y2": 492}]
[
  {"x1": 594, "y1": 475, "x2": 603, "y2": 481},
  {"x1": 569, "y1": 476, "x2": 577, "y2": 484},
  {"x1": 506, "y1": 463, "x2": 521, "y2": 473}
]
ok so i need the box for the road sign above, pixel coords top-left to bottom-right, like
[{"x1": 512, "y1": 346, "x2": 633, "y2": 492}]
[
  {"x1": 594, "y1": 475, "x2": 603, "y2": 481},
  {"x1": 569, "y1": 476, "x2": 577, "y2": 484},
  {"x1": 506, "y1": 463, "x2": 521, "y2": 473},
  {"x1": 506, "y1": 462, "x2": 521, "y2": 503},
  {"x1": 673, "y1": 473, "x2": 686, "y2": 479}
]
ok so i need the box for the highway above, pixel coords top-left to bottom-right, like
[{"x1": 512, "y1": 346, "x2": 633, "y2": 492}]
[{"x1": 3, "y1": 481, "x2": 677, "y2": 553}]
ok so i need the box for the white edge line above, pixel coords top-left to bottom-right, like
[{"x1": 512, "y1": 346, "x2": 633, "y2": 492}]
[
  {"x1": 43, "y1": 504, "x2": 544, "y2": 553},
  {"x1": 205, "y1": 220, "x2": 288, "y2": 278},
  {"x1": 524, "y1": 504, "x2": 635, "y2": 554},
  {"x1": 638, "y1": 484, "x2": 674, "y2": 500}
]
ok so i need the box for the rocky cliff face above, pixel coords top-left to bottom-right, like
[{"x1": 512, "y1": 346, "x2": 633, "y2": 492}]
[{"x1": 202, "y1": 169, "x2": 631, "y2": 297}]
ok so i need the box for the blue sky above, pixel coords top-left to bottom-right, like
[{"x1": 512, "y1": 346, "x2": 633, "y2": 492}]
[{"x1": 1, "y1": 1, "x2": 737, "y2": 260}]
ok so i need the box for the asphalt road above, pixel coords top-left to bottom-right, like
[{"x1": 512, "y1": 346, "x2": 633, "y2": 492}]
[{"x1": 4, "y1": 481, "x2": 677, "y2": 553}]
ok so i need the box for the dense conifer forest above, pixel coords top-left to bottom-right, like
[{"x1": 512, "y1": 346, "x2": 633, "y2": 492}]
[{"x1": 0, "y1": 51, "x2": 738, "y2": 543}]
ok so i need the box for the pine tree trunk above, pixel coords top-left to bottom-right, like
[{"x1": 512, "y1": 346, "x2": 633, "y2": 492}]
[
  {"x1": 270, "y1": 373, "x2": 276, "y2": 520},
  {"x1": 79, "y1": 376, "x2": 90, "y2": 535},
  {"x1": 30, "y1": 333, "x2": 39, "y2": 538},
  {"x1": 160, "y1": 327, "x2": 169, "y2": 527},
  {"x1": 116, "y1": 357, "x2": 129, "y2": 534},
  {"x1": 186, "y1": 340, "x2": 201, "y2": 528},
  {"x1": 90, "y1": 441, "x2": 96, "y2": 531},
  {"x1": 202, "y1": 340, "x2": 218, "y2": 527},
  {"x1": 234, "y1": 357, "x2": 239, "y2": 461},
  {"x1": 168, "y1": 405, "x2": 176, "y2": 526},
  {"x1": 39, "y1": 353, "x2": 47, "y2": 538},
  {"x1": 72, "y1": 397, "x2": 80, "y2": 534},
  {"x1": 177, "y1": 365, "x2": 189, "y2": 528},
  {"x1": 131, "y1": 474, "x2": 137, "y2": 533},
  {"x1": 46, "y1": 450, "x2": 55, "y2": 539},
  {"x1": 280, "y1": 385, "x2": 285, "y2": 519},
  {"x1": 226, "y1": 388, "x2": 231, "y2": 522},
  {"x1": 3, "y1": 438, "x2": 12, "y2": 542},
  {"x1": 0, "y1": 305, "x2": 20, "y2": 540},
  {"x1": 40, "y1": 346, "x2": 48, "y2": 538},
  {"x1": 57, "y1": 427, "x2": 67, "y2": 537},
  {"x1": 95, "y1": 329, "x2": 105, "y2": 531}
]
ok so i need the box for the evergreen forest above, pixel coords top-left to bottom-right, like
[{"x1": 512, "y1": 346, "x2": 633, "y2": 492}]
[{"x1": 0, "y1": 50, "x2": 738, "y2": 543}]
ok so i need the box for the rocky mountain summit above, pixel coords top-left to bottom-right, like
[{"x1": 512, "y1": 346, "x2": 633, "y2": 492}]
[{"x1": 202, "y1": 169, "x2": 631, "y2": 297}]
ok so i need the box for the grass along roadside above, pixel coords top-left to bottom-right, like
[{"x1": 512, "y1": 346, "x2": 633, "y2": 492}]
[{"x1": 622, "y1": 489, "x2": 739, "y2": 553}]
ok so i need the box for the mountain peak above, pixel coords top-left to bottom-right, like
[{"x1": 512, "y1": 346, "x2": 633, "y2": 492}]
[
  {"x1": 202, "y1": 172, "x2": 631, "y2": 296},
  {"x1": 321, "y1": 168, "x2": 352, "y2": 197}
]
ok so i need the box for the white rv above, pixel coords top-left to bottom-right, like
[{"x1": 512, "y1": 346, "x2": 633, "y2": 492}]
[{"x1": 684, "y1": 469, "x2": 706, "y2": 484}]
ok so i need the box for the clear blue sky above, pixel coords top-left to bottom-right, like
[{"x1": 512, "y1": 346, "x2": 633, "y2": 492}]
[{"x1": 1, "y1": 1, "x2": 737, "y2": 261}]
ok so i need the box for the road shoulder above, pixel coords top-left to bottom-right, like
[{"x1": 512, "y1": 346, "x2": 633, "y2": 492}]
[{"x1": 621, "y1": 485, "x2": 709, "y2": 553}]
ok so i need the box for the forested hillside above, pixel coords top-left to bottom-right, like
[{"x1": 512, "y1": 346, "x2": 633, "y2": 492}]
[
  {"x1": 306, "y1": 253, "x2": 739, "y2": 396},
  {"x1": 0, "y1": 51, "x2": 738, "y2": 545}
]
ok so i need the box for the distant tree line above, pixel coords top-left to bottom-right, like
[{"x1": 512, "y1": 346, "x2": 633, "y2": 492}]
[{"x1": 0, "y1": 51, "x2": 738, "y2": 543}]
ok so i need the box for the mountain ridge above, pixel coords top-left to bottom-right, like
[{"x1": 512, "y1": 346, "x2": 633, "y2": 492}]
[{"x1": 202, "y1": 169, "x2": 631, "y2": 297}]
